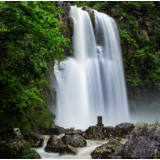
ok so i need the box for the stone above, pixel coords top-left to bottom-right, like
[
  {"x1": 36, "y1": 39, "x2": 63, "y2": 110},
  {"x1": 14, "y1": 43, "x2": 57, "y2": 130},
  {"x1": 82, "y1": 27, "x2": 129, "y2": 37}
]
[
  {"x1": 61, "y1": 135, "x2": 87, "y2": 147},
  {"x1": 13, "y1": 128, "x2": 21, "y2": 138},
  {"x1": 83, "y1": 126, "x2": 105, "y2": 140},
  {"x1": 83, "y1": 126, "x2": 117, "y2": 140},
  {"x1": 115, "y1": 123, "x2": 135, "y2": 137},
  {"x1": 59, "y1": 145, "x2": 78, "y2": 155},
  {"x1": 24, "y1": 132, "x2": 45, "y2": 147},
  {"x1": 91, "y1": 139, "x2": 123, "y2": 159},
  {"x1": 45, "y1": 135, "x2": 66, "y2": 153},
  {"x1": 123, "y1": 124, "x2": 160, "y2": 159},
  {"x1": 103, "y1": 126, "x2": 116, "y2": 138}
]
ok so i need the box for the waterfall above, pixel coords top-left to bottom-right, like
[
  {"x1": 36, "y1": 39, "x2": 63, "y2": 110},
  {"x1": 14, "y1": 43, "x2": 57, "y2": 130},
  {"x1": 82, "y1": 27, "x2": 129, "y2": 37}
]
[{"x1": 53, "y1": 6, "x2": 130, "y2": 130}]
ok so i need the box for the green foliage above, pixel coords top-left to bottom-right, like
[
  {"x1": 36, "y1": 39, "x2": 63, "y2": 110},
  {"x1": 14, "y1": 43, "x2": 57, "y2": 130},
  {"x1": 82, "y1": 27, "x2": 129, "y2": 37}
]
[
  {"x1": 20, "y1": 142, "x2": 39, "y2": 159},
  {"x1": 0, "y1": 1, "x2": 71, "y2": 134},
  {"x1": 154, "y1": 116, "x2": 160, "y2": 127}
]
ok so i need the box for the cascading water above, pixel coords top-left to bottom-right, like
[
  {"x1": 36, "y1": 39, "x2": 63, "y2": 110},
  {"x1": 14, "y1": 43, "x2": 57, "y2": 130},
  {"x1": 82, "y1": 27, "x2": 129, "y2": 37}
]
[{"x1": 53, "y1": 6, "x2": 130, "y2": 130}]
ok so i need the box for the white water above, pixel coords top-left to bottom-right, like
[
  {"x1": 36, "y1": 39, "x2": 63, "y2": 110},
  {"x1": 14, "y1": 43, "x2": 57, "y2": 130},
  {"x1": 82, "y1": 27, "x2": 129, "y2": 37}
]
[
  {"x1": 37, "y1": 136, "x2": 127, "y2": 159},
  {"x1": 53, "y1": 6, "x2": 130, "y2": 130}
]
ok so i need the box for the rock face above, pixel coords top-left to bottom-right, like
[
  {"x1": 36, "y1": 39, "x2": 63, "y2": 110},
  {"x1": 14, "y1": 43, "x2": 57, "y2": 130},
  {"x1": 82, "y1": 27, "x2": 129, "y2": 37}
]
[
  {"x1": 91, "y1": 139, "x2": 123, "y2": 159},
  {"x1": 54, "y1": 1, "x2": 73, "y2": 56},
  {"x1": 62, "y1": 135, "x2": 87, "y2": 147},
  {"x1": 123, "y1": 124, "x2": 160, "y2": 159},
  {"x1": 115, "y1": 123, "x2": 135, "y2": 137},
  {"x1": 24, "y1": 132, "x2": 45, "y2": 147}
]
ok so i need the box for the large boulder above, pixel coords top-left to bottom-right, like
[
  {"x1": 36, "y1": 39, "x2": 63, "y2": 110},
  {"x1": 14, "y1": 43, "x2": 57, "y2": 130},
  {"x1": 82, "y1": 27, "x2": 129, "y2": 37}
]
[
  {"x1": 62, "y1": 135, "x2": 87, "y2": 147},
  {"x1": 82, "y1": 126, "x2": 105, "y2": 140},
  {"x1": 91, "y1": 139, "x2": 123, "y2": 159},
  {"x1": 24, "y1": 132, "x2": 45, "y2": 147},
  {"x1": 59, "y1": 145, "x2": 78, "y2": 155},
  {"x1": 82, "y1": 126, "x2": 116, "y2": 140},
  {"x1": 115, "y1": 123, "x2": 135, "y2": 137},
  {"x1": 45, "y1": 135, "x2": 79, "y2": 155},
  {"x1": 45, "y1": 135, "x2": 66, "y2": 153},
  {"x1": 123, "y1": 124, "x2": 160, "y2": 159}
]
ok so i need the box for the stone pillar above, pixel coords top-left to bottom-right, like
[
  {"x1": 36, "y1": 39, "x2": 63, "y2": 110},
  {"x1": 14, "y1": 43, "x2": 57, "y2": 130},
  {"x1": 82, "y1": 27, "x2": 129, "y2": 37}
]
[{"x1": 96, "y1": 116, "x2": 104, "y2": 126}]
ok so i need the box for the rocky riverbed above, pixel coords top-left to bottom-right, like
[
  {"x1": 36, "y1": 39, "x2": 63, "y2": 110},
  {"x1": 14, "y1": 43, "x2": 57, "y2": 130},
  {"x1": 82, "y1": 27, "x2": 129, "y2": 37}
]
[{"x1": 1, "y1": 122, "x2": 160, "y2": 159}]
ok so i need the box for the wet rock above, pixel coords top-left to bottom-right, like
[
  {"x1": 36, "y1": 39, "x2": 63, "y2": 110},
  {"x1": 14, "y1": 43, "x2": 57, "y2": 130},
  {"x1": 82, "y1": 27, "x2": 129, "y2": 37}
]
[
  {"x1": 59, "y1": 145, "x2": 78, "y2": 155},
  {"x1": 83, "y1": 126, "x2": 105, "y2": 140},
  {"x1": 103, "y1": 126, "x2": 116, "y2": 138},
  {"x1": 91, "y1": 139, "x2": 123, "y2": 159},
  {"x1": 123, "y1": 124, "x2": 160, "y2": 159},
  {"x1": 45, "y1": 135, "x2": 66, "y2": 153},
  {"x1": 83, "y1": 126, "x2": 117, "y2": 140},
  {"x1": 24, "y1": 132, "x2": 45, "y2": 147},
  {"x1": 0, "y1": 138, "x2": 26, "y2": 159},
  {"x1": 65, "y1": 129, "x2": 83, "y2": 135},
  {"x1": 115, "y1": 123, "x2": 135, "y2": 137},
  {"x1": 62, "y1": 135, "x2": 87, "y2": 147}
]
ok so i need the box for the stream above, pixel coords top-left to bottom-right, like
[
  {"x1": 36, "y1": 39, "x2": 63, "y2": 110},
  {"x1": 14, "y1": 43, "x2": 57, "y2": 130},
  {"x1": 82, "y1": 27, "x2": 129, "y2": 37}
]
[{"x1": 36, "y1": 135, "x2": 128, "y2": 159}]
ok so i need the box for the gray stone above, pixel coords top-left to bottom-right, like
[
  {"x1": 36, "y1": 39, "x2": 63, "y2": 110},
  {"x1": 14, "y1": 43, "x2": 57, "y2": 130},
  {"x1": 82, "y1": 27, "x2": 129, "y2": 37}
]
[
  {"x1": 115, "y1": 123, "x2": 135, "y2": 137},
  {"x1": 91, "y1": 139, "x2": 123, "y2": 159},
  {"x1": 123, "y1": 124, "x2": 160, "y2": 159},
  {"x1": 61, "y1": 135, "x2": 87, "y2": 147}
]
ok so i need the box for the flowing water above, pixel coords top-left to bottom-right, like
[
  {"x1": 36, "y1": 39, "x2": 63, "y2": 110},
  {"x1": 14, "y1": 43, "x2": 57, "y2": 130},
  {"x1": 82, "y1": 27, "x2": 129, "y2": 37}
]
[
  {"x1": 53, "y1": 6, "x2": 130, "y2": 130},
  {"x1": 37, "y1": 135, "x2": 127, "y2": 159}
]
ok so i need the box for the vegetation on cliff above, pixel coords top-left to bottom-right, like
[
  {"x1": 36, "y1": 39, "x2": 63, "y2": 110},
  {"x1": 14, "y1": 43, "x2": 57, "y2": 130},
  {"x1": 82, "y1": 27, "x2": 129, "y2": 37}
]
[{"x1": 0, "y1": 1, "x2": 70, "y2": 134}]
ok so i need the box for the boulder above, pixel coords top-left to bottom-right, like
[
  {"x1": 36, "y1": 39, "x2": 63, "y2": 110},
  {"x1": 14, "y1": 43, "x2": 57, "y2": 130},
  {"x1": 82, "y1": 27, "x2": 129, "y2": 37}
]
[
  {"x1": 45, "y1": 135, "x2": 66, "y2": 153},
  {"x1": 62, "y1": 135, "x2": 87, "y2": 147},
  {"x1": 91, "y1": 139, "x2": 123, "y2": 159},
  {"x1": 82, "y1": 126, "x2": 105, "y2": 140},
  {"x1": 59, "y1": 145, "x2": 78, "y2": 155},
  {"x1": 65, "y1": 129, "x2": 83, "y2": 135},
  {"x1": 24, "y1": 132, "x2": 45, "y2": 147},
  {"x1": 115, "y1": 123, "x2": 135, "y2": 137},
  {"x1": 103, "y1": 126, "x2": 116, "y2": 138},
  {"x1": 123, "y1": 124, "x2": 160, "y2": 159},
  {"x1": 83, "y1": 126, "x2": 116, "y2": 140}
]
